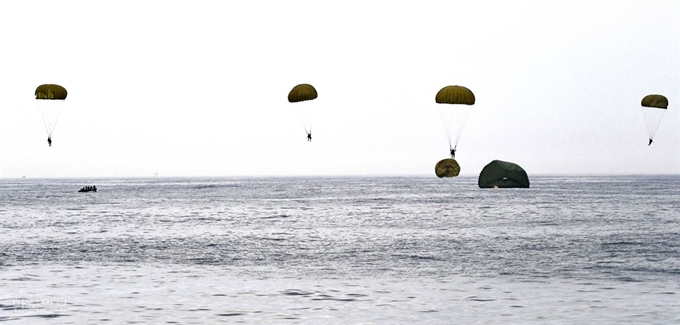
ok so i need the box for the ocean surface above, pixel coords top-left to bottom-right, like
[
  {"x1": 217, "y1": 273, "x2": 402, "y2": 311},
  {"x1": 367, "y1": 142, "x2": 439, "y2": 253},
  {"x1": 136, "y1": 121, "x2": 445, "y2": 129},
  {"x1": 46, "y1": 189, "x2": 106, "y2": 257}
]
[{"x1": 0, "y1": 175, "x2": 679, "y2": 324}]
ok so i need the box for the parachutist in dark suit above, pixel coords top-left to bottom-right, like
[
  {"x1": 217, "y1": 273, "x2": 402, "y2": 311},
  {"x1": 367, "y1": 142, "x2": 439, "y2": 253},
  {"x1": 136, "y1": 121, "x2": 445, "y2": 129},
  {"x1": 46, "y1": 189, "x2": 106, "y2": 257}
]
[
  {"x1": 307, "y1": 133, "x2": 312, "y2": 142},
  {"x1": 47, "y1": 137, "x2": 52, "y2": 147},
  {"x1": 648, "y1": 139, "x2": 653, "y2": 146},
  {"x1": 450, "y1": 148, "x2": 456, "y2": 159}
]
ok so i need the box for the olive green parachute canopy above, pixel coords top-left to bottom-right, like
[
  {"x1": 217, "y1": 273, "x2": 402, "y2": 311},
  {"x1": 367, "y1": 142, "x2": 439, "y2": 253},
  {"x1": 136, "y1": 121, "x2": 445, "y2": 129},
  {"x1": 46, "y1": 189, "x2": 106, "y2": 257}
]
[
  {"x1": 641, "y1": 94, "x2": 668, "y2": 109},
  {"x1": 288, "y1": 84, "x2": 318, "y2": 103},
  {"x1": 35, "y1": 84, "x2": 67, "y2": 100},
  {"x1": 478, "y1": 160, "x2": 530, "y2": 188},
  {"x1": 435, "y1": 158, "x2": 460, "y2": 178},
  {"x1": 435, "y1": 85, "x2": 475, "y2": 105}
]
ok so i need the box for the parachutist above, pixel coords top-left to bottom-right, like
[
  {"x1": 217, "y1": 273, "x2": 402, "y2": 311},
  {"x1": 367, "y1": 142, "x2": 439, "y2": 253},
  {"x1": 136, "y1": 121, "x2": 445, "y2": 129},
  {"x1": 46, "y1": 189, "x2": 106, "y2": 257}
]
[
  {"x1": 307, "y1": 133, "x2": 312, "y2": 142},
  {"x1": 648, "y1": 139, "x2": 653, "y2": 146},
  {"x1": 47, "y1": 137, "x2": 52, "y2": 147},
  {"x1": 450, "y1": 148, "x2": 456, "y2": 159}
]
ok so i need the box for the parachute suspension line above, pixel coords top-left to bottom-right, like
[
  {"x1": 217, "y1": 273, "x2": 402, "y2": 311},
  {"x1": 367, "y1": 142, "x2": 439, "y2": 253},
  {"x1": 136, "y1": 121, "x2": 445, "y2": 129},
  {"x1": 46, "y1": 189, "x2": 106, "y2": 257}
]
[
  {"x1": 296, "y1": 110, "x2": 311, "y2": 135},
  {"x1": 36, "y1": 99, "x2": 66, "y2": 138},
  {"x1": 451, "y1": 104, "x2": 472, "y2": 149},
  {"x1": 51, "y1": 101, "x2": 65, "y2": 137},
  {"x1": 292, "y1": 101, "x2": 314, "y2": 137},
  {"x1": 300, "y1": 123, "x2": 310, "y2": 136},
  {"x1": 641, "y1": 106, "x2": 666, "y2": 143},
  {"x1": 438, "y1": 104, "x2": 472, "y2": 154},
  {"x1": 307, "y1": 117, "x2": 313, "y2": 136},
  {"x1": 38, "y1": 103, "x2": 51, "y2": 136},
  {"x1": 438, "y1": 106, "x2": 454, "y2": 151}
]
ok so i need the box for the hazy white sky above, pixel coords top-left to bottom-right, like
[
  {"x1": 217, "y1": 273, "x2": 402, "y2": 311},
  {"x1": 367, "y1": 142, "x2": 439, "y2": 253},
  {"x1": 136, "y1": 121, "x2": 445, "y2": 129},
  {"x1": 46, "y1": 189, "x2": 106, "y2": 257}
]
[{"x1": 0, "y1": 0, "x2": 678, "y2": 178}]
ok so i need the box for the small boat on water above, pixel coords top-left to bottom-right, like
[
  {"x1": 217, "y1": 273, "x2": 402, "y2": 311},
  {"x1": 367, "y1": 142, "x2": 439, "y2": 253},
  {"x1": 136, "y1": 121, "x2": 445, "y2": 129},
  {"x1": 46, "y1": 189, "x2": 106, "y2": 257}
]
[{"x1": 78, "y1": 186, "x2": 97, "y2": 193}]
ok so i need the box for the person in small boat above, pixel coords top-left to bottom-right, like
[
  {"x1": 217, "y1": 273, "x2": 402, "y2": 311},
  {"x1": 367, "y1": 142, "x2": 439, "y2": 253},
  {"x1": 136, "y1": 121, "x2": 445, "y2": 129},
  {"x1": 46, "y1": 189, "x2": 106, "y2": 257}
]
[
  {"x1": 47, "y1": 137, "x2": 52, "y2": 147},
  {"x1": 93, "y1": 186, "x2": 97, "y2": 191}
]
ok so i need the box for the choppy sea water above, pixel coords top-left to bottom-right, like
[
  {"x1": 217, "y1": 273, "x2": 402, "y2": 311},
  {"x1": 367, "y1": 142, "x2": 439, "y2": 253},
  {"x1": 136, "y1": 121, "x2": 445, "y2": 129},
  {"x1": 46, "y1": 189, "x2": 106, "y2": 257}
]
[{"x1": 0, "y1": 176, "x2": 678, "y2": 324}]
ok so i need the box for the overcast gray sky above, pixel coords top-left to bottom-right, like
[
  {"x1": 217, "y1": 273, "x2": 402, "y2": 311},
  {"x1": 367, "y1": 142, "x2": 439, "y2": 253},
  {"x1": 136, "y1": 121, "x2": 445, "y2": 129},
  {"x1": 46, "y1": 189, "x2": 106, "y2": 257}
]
[{"x1": 0, "y1": 0, "x2": 678, "y2": 178}]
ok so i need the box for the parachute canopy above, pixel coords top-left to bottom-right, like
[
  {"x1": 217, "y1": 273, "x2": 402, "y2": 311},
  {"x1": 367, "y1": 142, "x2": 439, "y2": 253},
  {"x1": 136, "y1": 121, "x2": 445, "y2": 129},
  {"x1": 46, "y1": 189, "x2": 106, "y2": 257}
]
[
  {"x1": 35, "y1": 84, "x2": 67, "y2": 100},
  {"x1": 478, "y1": 160, "x2": 530, "y2": 188},
  {"x1": 435, "y1": 158, "x2": 460, "y2": 178},
  {"x1": 435, "y1": 85, "x2": 475, "y2": 105},
  {"x1": 641, "y1": 94, "x2": 668, "y2": 109},
  {"x1": 288, "y1": 84, "x2": 318, "y2": 103}
]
